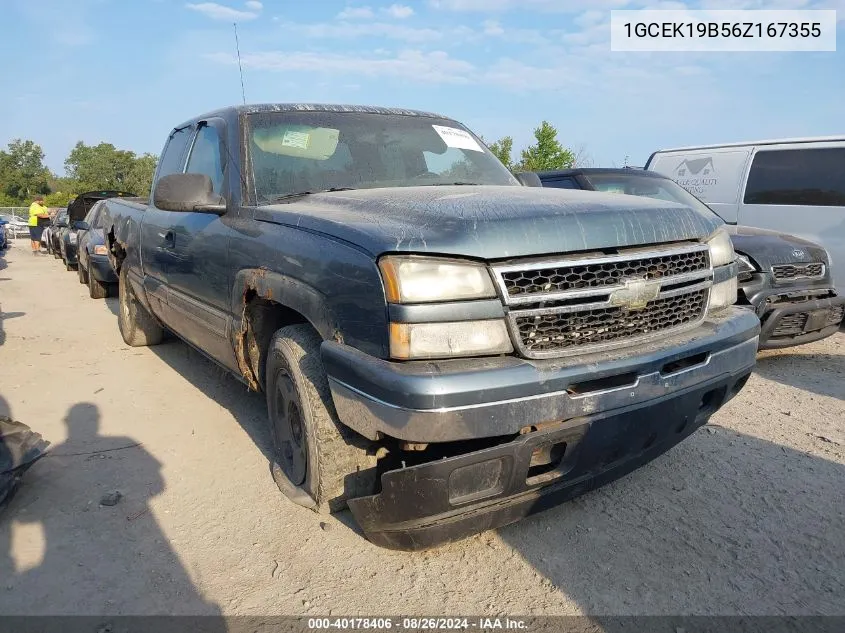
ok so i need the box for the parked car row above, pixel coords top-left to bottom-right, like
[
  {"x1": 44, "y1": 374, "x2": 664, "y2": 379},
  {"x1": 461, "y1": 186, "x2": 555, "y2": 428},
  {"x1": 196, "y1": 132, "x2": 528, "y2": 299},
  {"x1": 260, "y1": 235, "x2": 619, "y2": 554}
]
[
  {"x1": 46, "y1": 103, "x2": 840, "y2": 551},
  {"x1": 44, "y1": 191, "x2": 135, "y2": 298}
]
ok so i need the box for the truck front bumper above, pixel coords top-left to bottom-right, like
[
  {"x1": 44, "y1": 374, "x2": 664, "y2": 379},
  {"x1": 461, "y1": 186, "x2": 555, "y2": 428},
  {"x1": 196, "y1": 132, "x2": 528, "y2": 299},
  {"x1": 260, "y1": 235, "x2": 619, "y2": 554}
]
[
  {"x1": 323, "y1": 308, "x2": 759, "y2": 550},
  {"x1": 322, "y1": 308, "x2": 759, "y2": 443},
  {"x1": 348, "y1": 369, "x2": 752, "y2": 550}
]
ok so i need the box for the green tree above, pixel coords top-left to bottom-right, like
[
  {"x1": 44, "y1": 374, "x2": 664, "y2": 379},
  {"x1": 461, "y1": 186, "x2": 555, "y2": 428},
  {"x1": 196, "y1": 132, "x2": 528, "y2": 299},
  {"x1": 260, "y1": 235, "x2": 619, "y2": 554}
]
[
  {"x1": 516, "y1": 121, "x2": 575, "y2": 172},
  {"x1": 486, "y1": 136, "x2": 514, "y2": 171},
  {"x1": 44, "y1": 191, "x2": 76, "y2": 207},
  {"x1": 64, "y1": 142, "x2": 138, "y2": 192},
  {"x1": 0, "y1": 139, "x2": 51, "y2": 202},
  {"x1": 0, "y1": 192, "x2": 22, "y2": 207},
  {"x1": 125, "y1": 153, "x2": 158, "y2": 196}
]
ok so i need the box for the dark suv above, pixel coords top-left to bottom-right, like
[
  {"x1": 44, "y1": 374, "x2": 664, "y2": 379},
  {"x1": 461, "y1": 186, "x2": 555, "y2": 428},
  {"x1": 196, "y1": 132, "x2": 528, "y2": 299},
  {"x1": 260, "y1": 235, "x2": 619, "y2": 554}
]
[{"x1": 536, "y1": 168, "x2": 844, "y2": 349}]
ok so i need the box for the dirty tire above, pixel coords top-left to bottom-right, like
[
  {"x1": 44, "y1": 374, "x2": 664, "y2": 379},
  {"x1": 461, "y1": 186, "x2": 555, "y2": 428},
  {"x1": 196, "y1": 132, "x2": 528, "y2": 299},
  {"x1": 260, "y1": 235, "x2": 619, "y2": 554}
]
[
  {"x1": 88, "y1": 268, "x2": 108, "y2": 299},
  {"x1": 118, "y1": 264, "x2": 164, "y2": 347},
  {"x1": 266, "y1": 324, "x2": 377, "y2": 514},
  {"x1": 77, "y1": 263, "x2": 89, "y2": 285},
  {"x1": 65, "y1": 260, "x2": 75, "y2": 271},
  {"x1": 53, "y1": 251, "x2": 61, "y2": 259}
]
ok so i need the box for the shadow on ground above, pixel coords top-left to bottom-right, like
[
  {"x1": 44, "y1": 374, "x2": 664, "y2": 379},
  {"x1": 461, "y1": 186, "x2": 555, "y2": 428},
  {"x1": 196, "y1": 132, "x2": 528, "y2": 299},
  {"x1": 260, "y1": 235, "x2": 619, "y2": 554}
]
[
  {"x1": 754, "y1": 350, "x2": 845, "y2": 401},
  {"x1": 104, "y1": 296, "x2": 119, "y2": 317},
  {"x1": 498, "y1": 423, "x2": 845, "y2": 615},
  {"x1": 0, "y1": 307, "x2": 25, "y2": 348},
  {"x1": 115, "y1": 337, "x2": 845, "y2": 615},
  {"x1": 0, "y1": 396, "x2": 225, "y2": 619},
  {"x1": 149, "y1": 342, "x2": 274, "y2": 462}
]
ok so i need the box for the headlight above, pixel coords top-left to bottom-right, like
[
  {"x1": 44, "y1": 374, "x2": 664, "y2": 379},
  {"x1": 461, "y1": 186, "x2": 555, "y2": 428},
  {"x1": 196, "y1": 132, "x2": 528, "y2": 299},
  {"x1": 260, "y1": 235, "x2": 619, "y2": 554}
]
[
  {"x1": 389, "y1": 320, "x2": 513, "y2": 360},
  {"x1": 709, "y1": 277, "x2": 738, "y2": 312},
  {"x1": 736, "y1": 253, "x2": 756, "y2": 282},
  {"x1": 93, "y1": 245, "x2": 108, "y2": 255},
  {"x1": 706, "y1": 228, "x2": 734, "y2": 267},
  {"x1": 379, "y1": 256, "x2": 496, "y2": 303},
  {"x1": 69, "y1": 233, "x2": 78, "y2": 244}
]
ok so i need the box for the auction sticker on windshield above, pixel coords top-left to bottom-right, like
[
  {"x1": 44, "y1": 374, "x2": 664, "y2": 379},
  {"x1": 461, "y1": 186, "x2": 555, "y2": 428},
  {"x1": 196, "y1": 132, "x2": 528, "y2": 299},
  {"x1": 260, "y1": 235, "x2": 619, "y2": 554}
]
[
  {"x1": 432, "y1": 125, "x2": 483, "y2": 152},
  {"x1": 282, "y1": 130, "x2": 310, "y2": 149}
]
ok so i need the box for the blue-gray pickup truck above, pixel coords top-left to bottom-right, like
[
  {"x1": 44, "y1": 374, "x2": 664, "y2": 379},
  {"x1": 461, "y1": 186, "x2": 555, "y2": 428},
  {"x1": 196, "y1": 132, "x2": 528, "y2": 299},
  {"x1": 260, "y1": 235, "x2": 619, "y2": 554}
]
[{"x1": 100, "y1": 104, "x2": 759, "y2": 550}]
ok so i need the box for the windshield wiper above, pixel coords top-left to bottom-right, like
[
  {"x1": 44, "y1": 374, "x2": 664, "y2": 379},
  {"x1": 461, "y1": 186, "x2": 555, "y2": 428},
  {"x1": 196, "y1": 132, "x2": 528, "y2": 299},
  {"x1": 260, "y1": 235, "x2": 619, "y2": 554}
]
[{"x1": 260, "y1": 187, "x2": 357, "y2": 204}]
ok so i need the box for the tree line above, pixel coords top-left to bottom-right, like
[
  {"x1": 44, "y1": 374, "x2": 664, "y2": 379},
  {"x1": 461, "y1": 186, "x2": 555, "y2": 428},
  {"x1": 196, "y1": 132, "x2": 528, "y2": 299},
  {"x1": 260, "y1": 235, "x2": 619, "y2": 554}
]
[{"x1": 0, "y1": 139, "x2": 158, "y2": 208}]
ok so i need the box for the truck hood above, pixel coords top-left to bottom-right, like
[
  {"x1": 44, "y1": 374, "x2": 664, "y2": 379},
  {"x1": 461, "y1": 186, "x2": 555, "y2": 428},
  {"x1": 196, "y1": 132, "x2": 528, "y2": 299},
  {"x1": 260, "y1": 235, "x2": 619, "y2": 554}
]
[
  {"x1": 255, "y1": 186, "x2": 721, "y2": 259},
  {"x1": 726, "y1": 224, "x2": 831, "y2": 269}
]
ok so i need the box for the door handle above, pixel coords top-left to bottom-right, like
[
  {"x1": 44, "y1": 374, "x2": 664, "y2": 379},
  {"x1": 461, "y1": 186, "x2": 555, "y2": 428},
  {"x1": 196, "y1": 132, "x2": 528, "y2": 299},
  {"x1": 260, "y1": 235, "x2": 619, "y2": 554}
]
[{"x1": 164, "y1": 231, "x2": 175, "y2": 248}]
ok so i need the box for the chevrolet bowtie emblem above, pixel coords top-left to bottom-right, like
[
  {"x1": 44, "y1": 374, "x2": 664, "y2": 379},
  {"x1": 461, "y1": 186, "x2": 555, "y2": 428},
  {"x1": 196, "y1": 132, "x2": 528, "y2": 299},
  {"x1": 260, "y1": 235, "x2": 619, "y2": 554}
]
[{"x1": 609, "y1": 278, "x2": 661, "y2": 311}]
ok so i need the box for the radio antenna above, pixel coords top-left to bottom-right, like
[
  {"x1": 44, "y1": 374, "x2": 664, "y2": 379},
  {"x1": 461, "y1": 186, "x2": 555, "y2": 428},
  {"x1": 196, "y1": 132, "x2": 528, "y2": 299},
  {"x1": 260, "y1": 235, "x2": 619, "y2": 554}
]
[{"x1": 234, "y1": 22, "x2": 247, "y2": 105}]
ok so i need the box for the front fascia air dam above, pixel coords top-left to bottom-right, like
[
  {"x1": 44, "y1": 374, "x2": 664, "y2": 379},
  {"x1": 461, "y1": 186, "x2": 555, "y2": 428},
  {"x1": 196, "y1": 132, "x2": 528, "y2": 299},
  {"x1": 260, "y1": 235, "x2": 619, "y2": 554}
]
[{"x1": 345, "y1": 331, "x2": 757, "y2": 550}]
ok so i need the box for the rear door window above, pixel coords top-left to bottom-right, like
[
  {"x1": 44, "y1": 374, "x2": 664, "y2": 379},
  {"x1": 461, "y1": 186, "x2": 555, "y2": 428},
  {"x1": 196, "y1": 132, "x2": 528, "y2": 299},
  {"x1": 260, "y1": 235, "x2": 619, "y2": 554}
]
[{"x1": 744, "y1": 148, "x2": 845, "y2": 206}]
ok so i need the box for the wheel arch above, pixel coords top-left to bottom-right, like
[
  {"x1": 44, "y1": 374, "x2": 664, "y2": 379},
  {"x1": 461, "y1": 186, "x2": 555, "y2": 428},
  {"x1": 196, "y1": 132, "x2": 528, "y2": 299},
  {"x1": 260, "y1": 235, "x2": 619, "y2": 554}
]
[{"x1": 233, "y1": 268, "x2": 338, "y2": 391}]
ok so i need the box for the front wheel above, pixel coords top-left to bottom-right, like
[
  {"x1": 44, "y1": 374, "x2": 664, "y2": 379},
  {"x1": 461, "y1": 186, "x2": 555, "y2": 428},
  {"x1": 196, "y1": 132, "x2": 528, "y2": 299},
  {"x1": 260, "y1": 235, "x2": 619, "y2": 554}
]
[
  {"x1": 266, "y1": 324, "x2": 378, "y2": 513},
  {"x1": 77, "y1": 263, "x2": 88, "y2": 285},
  {"x1": 118, "y1": 265, "x2": 164, "y2": 346}
]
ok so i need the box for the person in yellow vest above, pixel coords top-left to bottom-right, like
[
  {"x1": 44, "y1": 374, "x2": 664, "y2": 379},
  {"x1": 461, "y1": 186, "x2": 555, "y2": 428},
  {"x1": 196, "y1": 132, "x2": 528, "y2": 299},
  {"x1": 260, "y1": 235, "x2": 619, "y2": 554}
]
[{"x1": 28, "y1": 195, "x2": 50, "y2": 255}]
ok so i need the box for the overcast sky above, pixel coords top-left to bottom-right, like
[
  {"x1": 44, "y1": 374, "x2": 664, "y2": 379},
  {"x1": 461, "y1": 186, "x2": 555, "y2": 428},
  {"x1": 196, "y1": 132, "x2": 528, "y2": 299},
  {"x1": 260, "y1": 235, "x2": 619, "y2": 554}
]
[{"x1": 1, "y1": 0, "x2": 843, "y2": 173}]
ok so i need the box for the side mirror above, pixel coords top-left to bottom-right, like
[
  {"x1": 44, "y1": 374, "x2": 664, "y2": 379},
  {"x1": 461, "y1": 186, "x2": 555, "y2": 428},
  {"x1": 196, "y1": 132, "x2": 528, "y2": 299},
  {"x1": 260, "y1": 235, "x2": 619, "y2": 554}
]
[
  {"x1": 73, "y1": 221, "x2": 89, "y2": 231},
  {"x1": 514, "y1": 172, "x2": 543, "y2": 188},
  {"x1": 153, "y1": 173, "x2": 227, "y2": 214}
]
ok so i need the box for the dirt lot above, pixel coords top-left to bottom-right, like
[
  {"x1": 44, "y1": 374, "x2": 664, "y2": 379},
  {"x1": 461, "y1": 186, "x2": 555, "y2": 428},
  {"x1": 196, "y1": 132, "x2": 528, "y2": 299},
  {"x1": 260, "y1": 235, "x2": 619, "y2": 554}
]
[{"x1": 0, "y1": 243, "x2": 843, "y2": 616}]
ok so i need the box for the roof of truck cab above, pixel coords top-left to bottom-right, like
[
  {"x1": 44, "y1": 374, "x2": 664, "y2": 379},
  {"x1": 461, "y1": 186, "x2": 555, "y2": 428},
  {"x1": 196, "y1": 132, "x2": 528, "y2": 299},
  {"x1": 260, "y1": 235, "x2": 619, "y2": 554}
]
[
  {"x1": 650, "y1": 135, "x2": 845, "y2": 153},
  {"x1": 179, "y1": 103, "x2": 449, "y2": 128}
]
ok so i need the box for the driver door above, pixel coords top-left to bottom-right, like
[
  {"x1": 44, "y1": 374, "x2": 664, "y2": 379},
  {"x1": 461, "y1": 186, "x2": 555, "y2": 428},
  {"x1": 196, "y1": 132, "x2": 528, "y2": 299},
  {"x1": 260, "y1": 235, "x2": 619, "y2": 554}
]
[{"x1": 151, "y1": 119, "x2": 238, "y2": 370}]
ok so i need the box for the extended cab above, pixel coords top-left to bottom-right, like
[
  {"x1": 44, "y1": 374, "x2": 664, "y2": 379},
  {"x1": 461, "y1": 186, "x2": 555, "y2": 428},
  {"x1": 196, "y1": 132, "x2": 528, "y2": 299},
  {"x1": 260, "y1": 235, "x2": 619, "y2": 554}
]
[{"x1": 101, "y1": 104, "x2": 759, "y2": 550}]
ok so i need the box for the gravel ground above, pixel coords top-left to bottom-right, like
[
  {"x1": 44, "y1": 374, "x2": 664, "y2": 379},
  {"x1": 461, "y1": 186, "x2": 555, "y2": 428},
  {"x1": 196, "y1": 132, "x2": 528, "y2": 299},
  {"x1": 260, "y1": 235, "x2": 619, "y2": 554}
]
[{"x1": 0, "y1": 243, "x2": 843, "y2": 616}]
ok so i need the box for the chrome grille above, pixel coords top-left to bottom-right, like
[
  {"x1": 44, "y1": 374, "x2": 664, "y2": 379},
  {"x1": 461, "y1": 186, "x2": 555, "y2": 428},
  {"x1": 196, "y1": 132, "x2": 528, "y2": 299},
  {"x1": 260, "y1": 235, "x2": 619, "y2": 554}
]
[
  {"x1": 500, "y1": 249, "x2": 709, "y2": 298},
  {"x1": 494, "y1": 243, "x2": 714, "y2": 359},
  {"x1": 772, "y1": 262, "x2": 825, "y2": 281},
  {"x1": 514, "y1": 291, "x2": 708, "y2": 354}
]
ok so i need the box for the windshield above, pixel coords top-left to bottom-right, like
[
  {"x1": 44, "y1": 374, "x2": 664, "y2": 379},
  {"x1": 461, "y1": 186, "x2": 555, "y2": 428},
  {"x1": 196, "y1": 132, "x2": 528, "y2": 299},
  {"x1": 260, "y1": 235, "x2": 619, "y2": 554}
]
[
  {"x1": 247, "y1": 111, "x2": 518, "y2": 203},
  {"x1": 585, "y1": 172, "x2": 723, "y2": 221}
]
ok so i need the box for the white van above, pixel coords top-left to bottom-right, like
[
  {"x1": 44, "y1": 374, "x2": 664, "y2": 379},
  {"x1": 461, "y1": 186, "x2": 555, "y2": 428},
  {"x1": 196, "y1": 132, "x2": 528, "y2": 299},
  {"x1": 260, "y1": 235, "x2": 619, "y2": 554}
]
[{"x1": 646, "y1": 137, "x2": 845, "y2": 275}]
